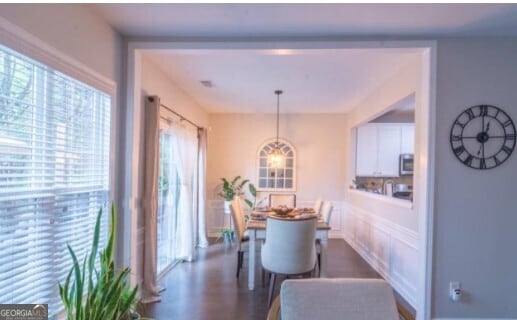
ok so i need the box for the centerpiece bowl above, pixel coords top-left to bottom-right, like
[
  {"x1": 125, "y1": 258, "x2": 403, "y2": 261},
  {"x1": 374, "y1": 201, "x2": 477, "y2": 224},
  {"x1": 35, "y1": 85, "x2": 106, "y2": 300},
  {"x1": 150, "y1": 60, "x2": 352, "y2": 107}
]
[{"x1": 271, "y1": 206, "x2": 294, "y2": 216}]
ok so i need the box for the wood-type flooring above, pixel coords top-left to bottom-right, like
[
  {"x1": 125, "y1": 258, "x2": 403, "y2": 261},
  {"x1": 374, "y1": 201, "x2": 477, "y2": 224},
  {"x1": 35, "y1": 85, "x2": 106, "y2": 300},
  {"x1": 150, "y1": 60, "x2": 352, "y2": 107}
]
[{"x1": 139, "y1": 238, "x2": 415, "y2": 320}]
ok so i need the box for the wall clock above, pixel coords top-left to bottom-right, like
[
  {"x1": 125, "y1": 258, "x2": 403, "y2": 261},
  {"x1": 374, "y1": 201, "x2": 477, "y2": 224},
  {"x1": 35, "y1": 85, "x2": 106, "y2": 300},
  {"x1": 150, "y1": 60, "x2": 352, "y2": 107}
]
[{"x1": 450, "y1": 104, "x2": 516, "y2": 169}]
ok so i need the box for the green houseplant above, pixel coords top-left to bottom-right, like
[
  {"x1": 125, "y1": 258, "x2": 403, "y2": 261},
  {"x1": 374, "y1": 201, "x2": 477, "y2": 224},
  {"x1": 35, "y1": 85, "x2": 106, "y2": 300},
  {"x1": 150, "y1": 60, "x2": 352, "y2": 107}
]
[
  {"x1": 59, "y1": 204, "x2": 140, "y2": 320},
  {"x1": 217, "y1": 176, "x2": 249, "y2": 201},
  {"x1": 217, "y1": 176, "x2": 249, "y2": 243}
]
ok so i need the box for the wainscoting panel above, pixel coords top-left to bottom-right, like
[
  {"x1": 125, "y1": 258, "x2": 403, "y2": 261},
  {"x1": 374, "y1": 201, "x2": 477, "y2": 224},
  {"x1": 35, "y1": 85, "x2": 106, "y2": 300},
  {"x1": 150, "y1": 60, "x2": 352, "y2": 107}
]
[
  {"x1": 207, "y1": 200, "x2": 229, "y2": 237},
  {"x1": 343, "y1": 203, "x2": 418, "y2": 308},
  {"x1": 369, "y1": 224, "x2": 391, "y2": 272}
]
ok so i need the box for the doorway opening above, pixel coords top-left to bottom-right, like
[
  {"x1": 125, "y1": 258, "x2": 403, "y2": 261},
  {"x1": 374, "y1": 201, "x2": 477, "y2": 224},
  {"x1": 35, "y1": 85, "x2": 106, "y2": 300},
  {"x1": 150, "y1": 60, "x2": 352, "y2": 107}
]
[{"x1": 124, "y1": 40, "x2": 436, "y2": 319}]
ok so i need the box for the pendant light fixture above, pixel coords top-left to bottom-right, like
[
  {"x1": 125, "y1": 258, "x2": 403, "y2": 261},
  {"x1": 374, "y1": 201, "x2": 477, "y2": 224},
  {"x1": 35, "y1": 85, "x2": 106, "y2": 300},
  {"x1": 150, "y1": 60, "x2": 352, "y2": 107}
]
[{"x1": 267, "y1": 90, "x2": 286, "y2": 169}]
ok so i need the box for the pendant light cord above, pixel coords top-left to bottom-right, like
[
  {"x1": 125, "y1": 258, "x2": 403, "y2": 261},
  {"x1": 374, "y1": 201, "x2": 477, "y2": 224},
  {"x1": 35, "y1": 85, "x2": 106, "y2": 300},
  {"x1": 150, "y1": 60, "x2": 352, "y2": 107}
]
[{"x1": 275, "y1": 90, "x2": 282, "y2": 147}]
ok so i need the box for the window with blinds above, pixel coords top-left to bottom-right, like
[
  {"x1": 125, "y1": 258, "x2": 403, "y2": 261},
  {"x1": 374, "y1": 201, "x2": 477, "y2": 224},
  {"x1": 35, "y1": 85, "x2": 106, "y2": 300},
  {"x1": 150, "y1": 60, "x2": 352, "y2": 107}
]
[{"x1": 0, "y1": 44, "x2": 111, "y2": 316}]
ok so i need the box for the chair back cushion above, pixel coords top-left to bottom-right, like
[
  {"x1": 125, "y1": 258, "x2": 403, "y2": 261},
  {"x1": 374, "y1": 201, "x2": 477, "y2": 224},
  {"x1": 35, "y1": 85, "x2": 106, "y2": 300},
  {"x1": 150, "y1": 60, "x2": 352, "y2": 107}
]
[
  {"x1": 261, "y1": 216, "x2": 317, "y2": 274},
  {"x1": 320, "y1": 201, "x2": 333, "y2": 224},
  {"x1": 280, "y1": 278, "x2": 399, "y2": 320}
]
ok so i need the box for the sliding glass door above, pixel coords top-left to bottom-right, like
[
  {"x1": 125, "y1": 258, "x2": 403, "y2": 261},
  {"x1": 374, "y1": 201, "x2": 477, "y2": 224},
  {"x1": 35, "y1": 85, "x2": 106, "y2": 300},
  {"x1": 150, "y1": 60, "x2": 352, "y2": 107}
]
[
  {"x1": 156, "y1": 122, "x2": 198, "y2": 275},
  {"x1": 157, "y1": 133, "x2": 178, "y2": 275}
]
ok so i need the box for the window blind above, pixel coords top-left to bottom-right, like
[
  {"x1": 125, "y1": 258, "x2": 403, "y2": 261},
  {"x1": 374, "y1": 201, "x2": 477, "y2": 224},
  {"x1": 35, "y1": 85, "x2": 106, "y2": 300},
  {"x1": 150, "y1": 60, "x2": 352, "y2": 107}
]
[{"x1": 0, "y1": 44, "x2": 111, "y2": 316}]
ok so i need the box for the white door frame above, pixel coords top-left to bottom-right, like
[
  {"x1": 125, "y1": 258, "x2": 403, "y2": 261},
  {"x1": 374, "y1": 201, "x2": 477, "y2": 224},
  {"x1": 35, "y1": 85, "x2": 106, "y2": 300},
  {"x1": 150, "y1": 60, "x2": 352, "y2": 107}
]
[{"x1": 124, "y1": 39, "x2": 437, "y2": 319}]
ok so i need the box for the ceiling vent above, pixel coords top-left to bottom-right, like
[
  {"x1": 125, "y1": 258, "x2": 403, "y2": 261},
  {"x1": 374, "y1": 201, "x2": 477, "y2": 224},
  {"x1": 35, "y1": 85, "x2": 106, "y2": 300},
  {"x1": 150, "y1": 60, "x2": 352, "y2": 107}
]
[{"x1": 200, "y1": 80, "x2": 213, "y2": 88}]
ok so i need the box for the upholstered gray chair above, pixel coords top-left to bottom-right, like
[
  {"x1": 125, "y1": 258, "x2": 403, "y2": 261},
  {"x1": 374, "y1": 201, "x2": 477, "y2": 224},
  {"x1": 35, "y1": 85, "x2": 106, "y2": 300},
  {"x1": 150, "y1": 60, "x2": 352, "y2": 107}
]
[
  {"x1": 267, "y1": 278, "x2": 399, "y2": 320},
  {"x1": 229, "y1": 199, "x2": 248, "y2": 278},
  {"x1": 261, "y1": 216, "x2": 317, "y2": 308}
]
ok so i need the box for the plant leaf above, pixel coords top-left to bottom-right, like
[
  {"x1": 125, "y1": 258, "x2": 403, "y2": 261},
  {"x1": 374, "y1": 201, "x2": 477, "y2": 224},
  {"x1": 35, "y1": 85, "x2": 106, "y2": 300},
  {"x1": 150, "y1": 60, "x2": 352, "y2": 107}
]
[
  {"x1": 89, "y1": 207, "x2": 102, "y2": 272},
  {"x1": 249, "y1": 183, "x2": 257, "y2": 197},
  {"x1": 230, "y1": 175, "x2": 241, "y2": 188},
  {"x1": 66, "y1": 244, "x2": 83, "y2": 320},
  {"x1": 59, "y1": 203, "x2": 140, "y2": 320},
  {"x1": 237, "y1": 180, "x2": 247, "y2": 193},
  {"x1": 244, "y1": 199, "x2": 253, "y2": 209}
]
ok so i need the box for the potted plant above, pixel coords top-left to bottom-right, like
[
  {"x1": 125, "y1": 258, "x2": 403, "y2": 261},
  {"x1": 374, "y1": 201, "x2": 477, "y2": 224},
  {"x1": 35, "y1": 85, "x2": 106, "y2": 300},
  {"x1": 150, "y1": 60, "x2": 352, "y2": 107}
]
[
  {"x1": 217, "y1": 228, "x2": 234, "y2": 245},
  {"x1": 59, "y1": 204, "x2": 142, "y2": 320},
  {"x1": 218, "y1": 175, "x2": 249, "y2": 213},
  {"x1": 217, "y1": 176, "x2": 249, "y2": 242},
  {"x1": 218, "y1": 176, "x2": 249, "y2": 202}
]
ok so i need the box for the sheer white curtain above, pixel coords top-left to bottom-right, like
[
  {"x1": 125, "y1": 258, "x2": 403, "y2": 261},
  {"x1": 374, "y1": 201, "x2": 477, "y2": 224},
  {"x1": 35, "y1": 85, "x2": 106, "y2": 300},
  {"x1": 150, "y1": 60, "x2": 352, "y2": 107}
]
[{"x1": 167, "y1": 121, "x2": 198, "y2": 261}]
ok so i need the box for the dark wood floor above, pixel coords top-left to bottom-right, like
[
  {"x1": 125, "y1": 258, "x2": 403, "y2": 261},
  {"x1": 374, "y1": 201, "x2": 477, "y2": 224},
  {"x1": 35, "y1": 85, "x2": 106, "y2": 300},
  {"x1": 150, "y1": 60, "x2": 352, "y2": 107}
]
[{"x1": 139, "y1": 238, "x2": 415, "y2": 320}]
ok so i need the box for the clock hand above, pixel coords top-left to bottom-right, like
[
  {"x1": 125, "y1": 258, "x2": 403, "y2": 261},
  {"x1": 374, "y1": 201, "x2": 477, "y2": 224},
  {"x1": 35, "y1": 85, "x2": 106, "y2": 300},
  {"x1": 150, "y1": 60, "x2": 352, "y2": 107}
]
[{"x1": 485, "y1": 121, "x2": 490, "y2": 133}]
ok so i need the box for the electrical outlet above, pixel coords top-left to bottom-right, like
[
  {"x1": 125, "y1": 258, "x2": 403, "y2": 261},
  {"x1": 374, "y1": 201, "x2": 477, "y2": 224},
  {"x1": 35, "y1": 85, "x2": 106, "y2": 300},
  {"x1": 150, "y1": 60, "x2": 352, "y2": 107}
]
[{"x1": 450, "y1": 281, "x2": 462, "y2": 302}]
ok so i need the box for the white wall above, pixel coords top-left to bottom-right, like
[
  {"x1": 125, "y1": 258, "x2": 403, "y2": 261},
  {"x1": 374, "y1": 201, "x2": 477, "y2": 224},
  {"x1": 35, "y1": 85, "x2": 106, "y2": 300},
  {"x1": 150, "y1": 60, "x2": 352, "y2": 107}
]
[
  {"x1": 341, "y1": 55, "x2": 423, "y2": 308},
  {"x1": 141, "y1": 54, "x2": 209, "y2": 127},
  {"x1": 346, "y1": 56, "x2": 421, "y2": 229},
  {"x1": 207, "y1": 113, "x2": 347, "y2": 236},
  {"x1": 432, "y1": 39, "x2": 517, "y2": 319},
  {"x1": 0, "y1": 4, "x2": 121, "y2": 83}
]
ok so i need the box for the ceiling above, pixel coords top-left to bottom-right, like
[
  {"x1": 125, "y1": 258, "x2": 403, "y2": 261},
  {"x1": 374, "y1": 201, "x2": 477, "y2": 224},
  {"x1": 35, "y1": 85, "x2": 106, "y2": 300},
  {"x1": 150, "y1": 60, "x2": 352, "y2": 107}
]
[
  {"x1": 143, "y1": 48, "x2": 420, "y2": 114},
  {"x1": 93, "y1": 4, "x2": 517, "y2": 38},
  {"x1": 92, "y1": 4, "x2": 517, "y2": 114}
]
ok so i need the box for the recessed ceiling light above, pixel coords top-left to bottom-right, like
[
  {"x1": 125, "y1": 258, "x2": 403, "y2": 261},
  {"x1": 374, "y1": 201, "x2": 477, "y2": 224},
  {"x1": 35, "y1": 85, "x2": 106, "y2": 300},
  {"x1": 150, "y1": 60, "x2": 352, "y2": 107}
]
[{"x1": 200, "y1": 80, "x2": 213, "y2": 88}]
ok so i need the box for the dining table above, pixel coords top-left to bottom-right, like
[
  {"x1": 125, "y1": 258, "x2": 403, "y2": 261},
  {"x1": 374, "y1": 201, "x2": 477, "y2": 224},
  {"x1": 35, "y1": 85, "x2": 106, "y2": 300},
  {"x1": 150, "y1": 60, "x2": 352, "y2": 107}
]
[{"x1": 246, "y1": 216, "x2": 331, "y2": 291}]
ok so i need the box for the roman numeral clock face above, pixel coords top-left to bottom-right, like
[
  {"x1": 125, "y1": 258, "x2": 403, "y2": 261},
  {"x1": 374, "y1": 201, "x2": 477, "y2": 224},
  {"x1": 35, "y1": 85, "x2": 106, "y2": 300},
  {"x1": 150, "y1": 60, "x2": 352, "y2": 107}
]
[{"x1": 450, "y1": 105, "x2": 516, "y2": 169}]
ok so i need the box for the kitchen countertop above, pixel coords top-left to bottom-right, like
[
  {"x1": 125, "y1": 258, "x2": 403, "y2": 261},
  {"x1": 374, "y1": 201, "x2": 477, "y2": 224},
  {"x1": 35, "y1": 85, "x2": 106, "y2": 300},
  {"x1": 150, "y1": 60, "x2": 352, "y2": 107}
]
[{"x1": 348, "y1": 188, "x2": 413, "y2": 209}]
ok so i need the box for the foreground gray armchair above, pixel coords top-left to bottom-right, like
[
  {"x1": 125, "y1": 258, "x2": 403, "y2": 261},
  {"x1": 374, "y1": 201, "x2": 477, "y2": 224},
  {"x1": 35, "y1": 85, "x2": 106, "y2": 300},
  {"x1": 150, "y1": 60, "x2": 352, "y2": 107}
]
[{"x1": 267, "y1": 278, "x2": 399, "y2": 320}]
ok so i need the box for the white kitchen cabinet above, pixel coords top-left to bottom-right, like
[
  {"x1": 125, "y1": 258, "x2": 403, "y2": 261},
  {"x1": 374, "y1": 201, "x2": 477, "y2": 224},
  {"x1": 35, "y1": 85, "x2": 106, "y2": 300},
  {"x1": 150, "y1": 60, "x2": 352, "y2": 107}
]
[
  {"x1": 356, "y1": 125, "x2": 378, "y2": 176},
  {"x1": 377, "y1": 126, "x2": 401, "y2": 176},
  {"x1": 400, "y1": 124, "x2": 415, "y2": 154},
  {"x1": 356, "y1": 123, "x2": 414, "y2": 177}
]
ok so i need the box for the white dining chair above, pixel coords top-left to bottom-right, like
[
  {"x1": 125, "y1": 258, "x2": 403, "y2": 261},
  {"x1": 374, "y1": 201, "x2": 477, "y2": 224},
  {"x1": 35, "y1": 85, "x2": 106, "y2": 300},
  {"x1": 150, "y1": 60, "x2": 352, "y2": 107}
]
[
  {"x1": 320, "y1": 201, "x2": 333, "y2": 224},
  {"x1": 261, "y1": 216, "x2": 318, "y2": 308},
  {"x1": 313, "y1": 197, "x2": 324, "y2": 215},
  {"x1": 317, "y1": 201, "x2": 333, "y2": 275},
  {"x1": 269, "y1": 193, "x2": 296, "y2": 208},
  {"x1": 229, "y1": 199, "x2": 248, "y2": 278}
]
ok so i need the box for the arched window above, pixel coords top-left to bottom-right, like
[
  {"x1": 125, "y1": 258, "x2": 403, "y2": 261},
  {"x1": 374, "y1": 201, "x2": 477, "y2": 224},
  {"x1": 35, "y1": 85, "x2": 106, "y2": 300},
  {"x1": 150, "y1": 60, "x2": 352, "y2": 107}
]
[{"x1": 257, "y1": 139, "x2": 296, "y2": 191}]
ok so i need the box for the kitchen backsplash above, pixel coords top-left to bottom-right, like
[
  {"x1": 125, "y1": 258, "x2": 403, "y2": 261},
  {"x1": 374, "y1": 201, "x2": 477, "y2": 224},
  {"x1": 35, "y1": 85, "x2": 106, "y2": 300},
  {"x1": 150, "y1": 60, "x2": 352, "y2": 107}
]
[{"x1": 353, "y1": 176, "x2": 413, "y2": 192}]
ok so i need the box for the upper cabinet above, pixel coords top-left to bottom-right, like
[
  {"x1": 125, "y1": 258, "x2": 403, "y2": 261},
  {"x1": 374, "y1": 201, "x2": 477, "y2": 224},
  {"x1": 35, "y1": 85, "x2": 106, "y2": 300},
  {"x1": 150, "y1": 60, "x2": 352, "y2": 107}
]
[
  {"x1": 400, "y1": 124, "x2": 415, "y2": 154},
  {"x1": 356, "y1": 125, "x2": 378, "y2": 176},
  {"x1": 356, "y1": 123, "x2": 414, "y2": 177}
]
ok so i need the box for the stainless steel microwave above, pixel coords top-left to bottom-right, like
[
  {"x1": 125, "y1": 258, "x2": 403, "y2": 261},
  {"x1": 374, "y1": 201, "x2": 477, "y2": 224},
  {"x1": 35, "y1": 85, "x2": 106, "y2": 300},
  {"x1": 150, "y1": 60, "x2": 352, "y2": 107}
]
[{"x1": 399, "y1": 154, "x2": 414, "y2": 175}]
